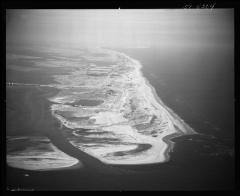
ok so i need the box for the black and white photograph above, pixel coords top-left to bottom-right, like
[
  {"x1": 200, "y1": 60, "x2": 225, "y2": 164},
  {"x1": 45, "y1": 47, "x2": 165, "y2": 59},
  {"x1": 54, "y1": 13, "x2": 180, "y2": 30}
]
[{"x1": 5, "y1": 7, "x2": 235, "y2": 191}]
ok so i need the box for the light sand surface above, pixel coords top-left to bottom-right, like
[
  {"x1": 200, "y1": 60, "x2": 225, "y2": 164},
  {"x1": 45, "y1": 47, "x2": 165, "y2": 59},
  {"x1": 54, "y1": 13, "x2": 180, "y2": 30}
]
[
  {"x1": 7, "y1": 47, "x2": 196, "y2": 169},
  {"x1": 49, "y1": 48, "x2": 196, "y2": 165},
  {"x1": 7, "y1": 136, "x2": 82, "y2": 171}
]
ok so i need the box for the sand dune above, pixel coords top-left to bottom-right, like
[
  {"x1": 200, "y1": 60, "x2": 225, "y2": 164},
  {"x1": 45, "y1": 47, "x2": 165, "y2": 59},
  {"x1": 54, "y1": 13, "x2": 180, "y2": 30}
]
[
  {"x1": 7, "y1": 46, "x2": 196, "y2": 170},
  {"x1": 49, "y1": 48, "x2": 196, "y2": 165},
  {"x1": 7, "y1": 136, "x2": 81, "y2": 171}
]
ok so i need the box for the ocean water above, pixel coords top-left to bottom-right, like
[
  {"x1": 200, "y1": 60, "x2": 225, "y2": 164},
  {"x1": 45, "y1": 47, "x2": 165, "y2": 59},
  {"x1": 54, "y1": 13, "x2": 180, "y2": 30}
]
[
  {"x1": 6, "y1": 46, "x2": 235, "y2": 190},
  {"x1": 118, "y1": 46, "x2": 234, "y2": 139},
  {"x1": 116, "y1": 46, "x2": 235, "y2": 188}
]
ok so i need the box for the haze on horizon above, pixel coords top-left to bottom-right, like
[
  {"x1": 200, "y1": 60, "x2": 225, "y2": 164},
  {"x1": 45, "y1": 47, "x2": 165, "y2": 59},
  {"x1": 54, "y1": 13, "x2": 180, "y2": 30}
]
[{"x1": 6, "y1": 9, "x2": 233, "y2": 49}]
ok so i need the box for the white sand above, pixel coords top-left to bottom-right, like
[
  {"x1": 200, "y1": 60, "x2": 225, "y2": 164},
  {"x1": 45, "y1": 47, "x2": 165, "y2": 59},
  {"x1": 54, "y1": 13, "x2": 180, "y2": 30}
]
[
  {"x1": 7, "y1": 137, "x2": 81, "y2": 171},
  {"x1": 48, "y1": 48, "x2": 196, "y2": 165}
]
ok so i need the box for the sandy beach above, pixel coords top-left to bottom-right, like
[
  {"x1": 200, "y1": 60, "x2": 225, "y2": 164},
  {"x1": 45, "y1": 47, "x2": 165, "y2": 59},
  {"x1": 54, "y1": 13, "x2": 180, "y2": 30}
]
[
  {"x1": 6, "y1": 9, "x2": 234, "y2": 190},
  {"x1": 6, "y1": 46, "x2": 198, "y2": 172},
  {"x1": 48, "y1": 48, "x2": 196, "y2": 165}
]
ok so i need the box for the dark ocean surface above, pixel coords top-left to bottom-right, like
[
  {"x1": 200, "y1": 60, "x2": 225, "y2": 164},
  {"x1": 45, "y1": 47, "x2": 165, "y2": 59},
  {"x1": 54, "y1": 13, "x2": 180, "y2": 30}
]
[
  {"x1": 118, "y1": 46, "x2": 234, "y2": 139},
  {"x1": 6, "y1": 46, "x2": 235, "y2": 190}
]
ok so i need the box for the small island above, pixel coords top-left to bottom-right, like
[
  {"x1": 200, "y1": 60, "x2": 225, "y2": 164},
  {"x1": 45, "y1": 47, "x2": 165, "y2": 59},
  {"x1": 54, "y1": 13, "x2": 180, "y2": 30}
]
[{"x1": 48, "y1": 48, "x2": 196, "y2": 165}]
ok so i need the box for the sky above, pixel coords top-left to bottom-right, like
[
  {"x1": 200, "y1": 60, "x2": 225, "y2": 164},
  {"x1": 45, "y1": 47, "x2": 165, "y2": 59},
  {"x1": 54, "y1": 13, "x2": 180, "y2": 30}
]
[{"x1": 6, "y1": 9, "x2": 234, "y2": 48}]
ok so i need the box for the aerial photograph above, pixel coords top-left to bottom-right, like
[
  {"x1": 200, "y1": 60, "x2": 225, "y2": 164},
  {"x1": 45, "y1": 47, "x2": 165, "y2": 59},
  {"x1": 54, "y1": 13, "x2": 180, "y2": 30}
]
[{"x1": 6, "y1": 9, "x2": 234, "y2": 190}]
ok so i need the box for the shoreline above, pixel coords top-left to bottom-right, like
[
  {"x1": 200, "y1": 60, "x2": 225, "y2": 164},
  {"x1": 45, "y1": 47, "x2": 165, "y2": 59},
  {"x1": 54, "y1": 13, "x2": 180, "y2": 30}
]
[
  {"x1": 112, "y1": 51, "x2": 197, "y2": 164},
  {"x1": 47, "y1": 48, "x2": 198, "y2": 165},
  {"x1": 135, "y1": 57, "x2": 198, "y2": 163},
  {"x1": 7, "y1": 47, "x2": 199, "y2": 171}
]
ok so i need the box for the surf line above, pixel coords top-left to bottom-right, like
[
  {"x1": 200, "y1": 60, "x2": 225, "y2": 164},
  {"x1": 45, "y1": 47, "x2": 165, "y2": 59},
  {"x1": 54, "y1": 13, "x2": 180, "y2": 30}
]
[{"x1": 47, "y1": 48, "x2": 197, "y2": 168}]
